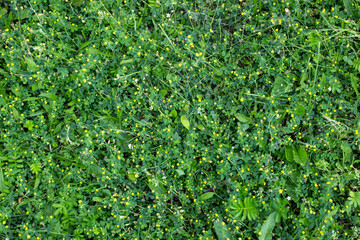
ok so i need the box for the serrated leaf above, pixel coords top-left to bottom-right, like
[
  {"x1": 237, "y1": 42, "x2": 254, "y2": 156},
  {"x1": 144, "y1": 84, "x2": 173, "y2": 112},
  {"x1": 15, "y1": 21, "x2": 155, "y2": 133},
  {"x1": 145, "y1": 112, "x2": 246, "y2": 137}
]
[
  {"x1": 214, "y1": 218, "x2": 232, "y2": 240},
  {"x1": 180, "y1": 115, "x2": 190, "y2": 129},
  {"x1": 260, "y1": 212, "x2": 277, "y2": 240},
  {"x1": 199, "y1": 192, "x2": 215, "y2": 201},
  {"x1": 285, "y1": 146, "x2": 294, "y2": 162},
  {"x1": 293, "y1": 145, "x2": 307, "y2": 166}
]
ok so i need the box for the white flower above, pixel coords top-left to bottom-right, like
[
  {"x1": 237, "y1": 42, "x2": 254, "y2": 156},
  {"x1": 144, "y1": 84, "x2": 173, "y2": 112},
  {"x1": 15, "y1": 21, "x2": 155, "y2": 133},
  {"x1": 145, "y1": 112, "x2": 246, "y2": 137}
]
[
  {"x1": 328, "y1": 87, "x2": 332, "y2": 92},
  {"x1": 128, "y1": 144, "x2": 133, "y2": 149},
  {"x1": 167, "y1": 13, "x2": 171, "y2": 18},
  {"x1": 287, "y1": 196, "x2": 291, "y2": 201}
]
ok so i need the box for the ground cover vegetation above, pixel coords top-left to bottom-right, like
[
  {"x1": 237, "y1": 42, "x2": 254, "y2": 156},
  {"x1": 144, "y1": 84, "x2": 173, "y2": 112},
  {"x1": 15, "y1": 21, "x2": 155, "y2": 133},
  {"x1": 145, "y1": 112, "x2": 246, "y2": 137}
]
[{"x1": 1, "y1": 0, "x2": 360, "y2": 239}]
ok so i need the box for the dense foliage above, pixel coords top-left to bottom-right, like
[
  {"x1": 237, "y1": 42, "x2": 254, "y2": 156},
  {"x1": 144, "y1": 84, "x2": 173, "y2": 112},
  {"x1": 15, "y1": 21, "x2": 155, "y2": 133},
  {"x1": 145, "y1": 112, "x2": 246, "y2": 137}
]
[{"x1": 1, "y1": 0, "x2": 360, "y2": 239}]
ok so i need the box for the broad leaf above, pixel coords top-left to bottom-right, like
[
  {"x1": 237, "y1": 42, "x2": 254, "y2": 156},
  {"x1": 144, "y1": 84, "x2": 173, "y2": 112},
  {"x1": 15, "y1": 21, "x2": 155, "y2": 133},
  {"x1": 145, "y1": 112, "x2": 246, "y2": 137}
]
[
  {"x1": 25, "y1": 58, "x2": 37, "y2": 71},
  {"x1": 350, "y1": 73, "x2": 359, "y2": 98},
  {"x1": 271, "y1": 77, "x2": 287, "y2": 95},
  {"x1": 128, "y1": 173, "x2": 136, "y2": 181},
  {"x1": 197, "y1": 124, "x2": 205, "y2": 131},
  {"x1": 92, "y1": 197, "x2": 103, "y2": 202},
  {"x1": 170, "y1": 110, "x2": 177, "y2": 118},
  {"x1": 341, "y1": 141, "x2": 352, "y2": 163},
  {"x1": 175, "y1": 169, "x2": 185, "y2": 176},
  {"x1": 39, "y1": 92, "x2": 58, "y2": 101},
  {"x1": 214, "y1": 218, "x2": 232, "y2": 240},
  {"x1": 34, "y1": 176, "x2": 40, "y2": 189},
  {"x1": 0, "y1": 7, "x2": 7, "y2": 17},
  {"x1": 260, "y1": 212, "x2": 277, "y2": 240},
  {"x1": 349, "y1": 191, "x2": 360, "y2": 208},
  {"x1": 160, "y1": 89, "x2": 167, "y2": 97},
  {"x1": 293, "y1": 145, "x2": 307, "y2": 166},
  {"x1": 294, "y1": 104, "x2": 305, "y2": 116},
  {"x1": 234, "y1": 113, "x2": 251, "y2": 123},
  {"x1": 284, "y1": 146, "x2": 294, "y2": 163},
  {"x1": 200, "y1": 192, "x2": 215, "y2": 201},
  {"x1": 180, "y1": 115, "x2": 190, "y2": 129},
  {"x1": 72, "y1": 0, "x2": 84, "y2": 6}
]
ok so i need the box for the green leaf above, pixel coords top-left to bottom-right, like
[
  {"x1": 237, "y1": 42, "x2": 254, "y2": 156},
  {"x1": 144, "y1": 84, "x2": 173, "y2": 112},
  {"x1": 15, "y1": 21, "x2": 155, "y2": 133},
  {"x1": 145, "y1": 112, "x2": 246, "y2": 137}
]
[
  {"x1": 39, "y1": 92, "x2": 58, "y2": 101},
  {"x1": 243, "y1": 197, "x2": 259, "y2": 221},
  {"x1": 308, "y1": 31, "x2": 321, "y2": 47},
  {"x1": 0, "y1": 168, "x2": 7, "y2": 191},
  {"x1": 271, "y1": 198, "x2": 289, "y2": 222},
  {"x1": 30, "y1": 162, "x2": 41, "y2": 174},
  {"x1": 349, "y1": 191, "x2": 360, "y2": 207},
  {"x1": 197, "y1": 94, "x2": 203, "y2": 101},
  {"x1": 214, "y1": 68, "x2": 223, "y2": 77},
  {"x1": 231, "y1": 197, "x2": 259, "y2": 221},
  {"x1": 72, "y1": 0, "x2": 84, "y2": 6},
  {"x1": 24, "y1": 120, "x2": 34, "y2": 130},
  {"x1": 214, "y1": 218, "x2": 232, "y2": 240},
  {"x1": 284, "y1": 146, "x2": 294, "y2": 163},
  {"x1": 234, "y1": 113, "x2": 251, "y2": 123},
  {"x1": 0, "y1": 7, "x2": 7, "y2": 17},
  {"x1": 350, "y1": 73, "x2": 360, "y2": 98},
  {"x1": 92, "y1": 197, "x2": 103, "y2": 202},
  {"x1": 175, "y1": 169, "x2": 185, "y2": 176},
  {"x1": 128, "y1": 173, "x2": 136, "y2": 181},
  {"x1": 343, "y1": 0, "x2": 359, "y2": 18},
  {"x1": 197, "y1": 124, "x2": 205, "y2": 131},
  {"x1": 160, "y1": 89, "x2": 167, "y2": 97},
  {"x1": 34, "y1": 176, "x2": 40, "y2": 189},
  {"x1": 180, "y1": 115, "x2": 190, "y2": 129},
  {"x1": 293, "y1": 145, "x2": 307, "y2": 166},
  {"x1": 199, "y1": 192, "x2": 215, "y2": 201},
  {"x1": 170, "y1": 110, "x2": 177, "y2": 118},
  {"x1": 294, "y1": 104, "x2": 305, "y2": 116},
  {"x1": 25, "y1": 58, "x2": 38, "y2": 71},
  {"x1": 341, "y1": 141, "x2": 352, "y2": 163},
  {"x1": 271, "y1": 77, "x2": 287, "y2": 95},
  {"x1": 299, "y1": 218, "x2": 310, "y2": 227},
  {"x1": 260, "y1": 212, "x2": 277, "y2": 240}
]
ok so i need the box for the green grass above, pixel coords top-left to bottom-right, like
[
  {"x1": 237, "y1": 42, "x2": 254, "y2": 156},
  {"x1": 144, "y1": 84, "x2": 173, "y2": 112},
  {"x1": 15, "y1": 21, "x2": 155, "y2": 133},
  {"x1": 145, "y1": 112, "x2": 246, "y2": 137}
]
[{"x1": 1, "y1": 0, "x2": 360, "y2": 239}]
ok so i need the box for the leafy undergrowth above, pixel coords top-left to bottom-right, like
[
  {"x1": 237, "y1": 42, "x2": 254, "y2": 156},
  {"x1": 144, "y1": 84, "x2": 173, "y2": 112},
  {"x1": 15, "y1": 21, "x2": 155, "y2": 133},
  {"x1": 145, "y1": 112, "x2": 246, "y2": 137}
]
[{"x1": 1, "y1": 0, "x2": 360, "y2": 239}]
